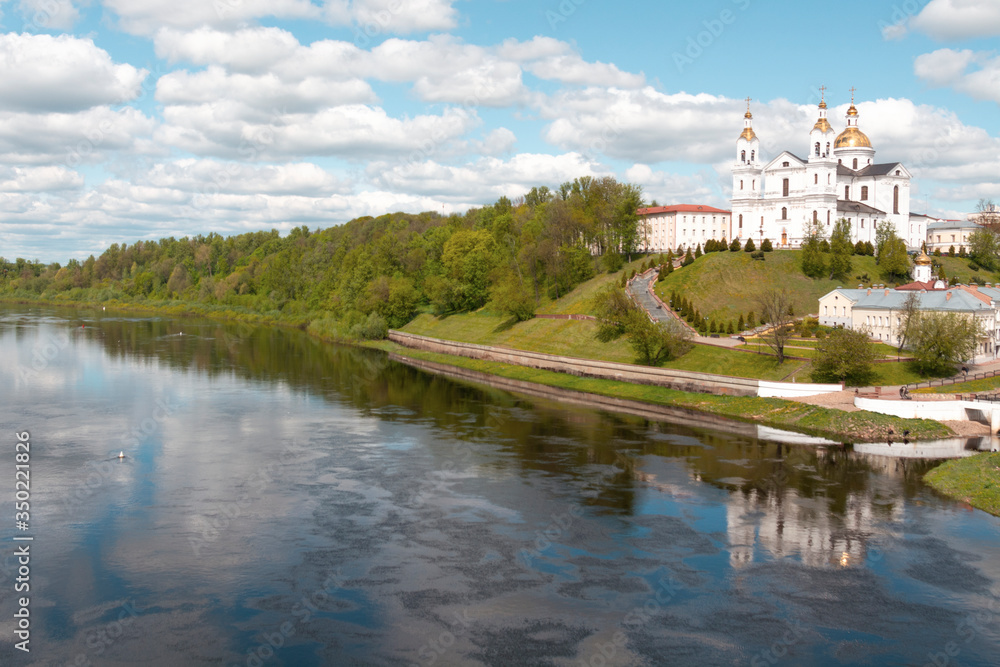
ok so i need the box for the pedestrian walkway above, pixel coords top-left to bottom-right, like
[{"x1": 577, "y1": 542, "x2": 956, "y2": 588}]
[{"x1": 626, "y1": 271, "x2": 742, "y2": 348}]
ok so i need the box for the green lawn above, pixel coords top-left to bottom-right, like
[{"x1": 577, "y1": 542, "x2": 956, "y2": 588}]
[
  {"x1": 913, "y1": 375, "x2": 1000, "y2": 394},
  {"x1": 537, "y1": 256, "x2": 655, "y2": 316},
  {"x1": 925, "y1": 453, "x2": 1000, "y2": 516}
]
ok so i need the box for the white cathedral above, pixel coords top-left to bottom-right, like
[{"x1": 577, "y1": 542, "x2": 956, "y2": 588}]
[{"x1": 730, "y1": 92, "x2": 925, "y2": 250}]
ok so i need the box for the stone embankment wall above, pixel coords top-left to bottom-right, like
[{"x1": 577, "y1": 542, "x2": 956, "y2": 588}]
[{"x1": 390, "y1": 331, "x2": 758, "y2": 397}]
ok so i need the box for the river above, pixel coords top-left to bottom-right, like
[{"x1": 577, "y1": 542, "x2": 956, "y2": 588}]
[{"x1": 1, "y1": 305, "x2": 998, "y2": 666}]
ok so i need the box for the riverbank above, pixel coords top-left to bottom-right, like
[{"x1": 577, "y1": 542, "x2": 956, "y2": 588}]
[
  {"x1": 369, "y1": 340, "x2": 952, "y2": 444},
  {"x1": 924, "y1": 453, "x2": 1000, "y2": 516},
  {"x1": 0, "y1": 297, "x2": 956, "y2": 443}
]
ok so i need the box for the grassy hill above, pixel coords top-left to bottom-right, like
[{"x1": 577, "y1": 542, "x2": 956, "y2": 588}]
[{"x1": 654, "y1": 248, "x2": 990, "y2": 326}]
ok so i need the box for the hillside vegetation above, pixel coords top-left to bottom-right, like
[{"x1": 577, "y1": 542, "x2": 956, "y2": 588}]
[{"x1": 0, "y1": 177, "x2": 643, "y2": 336}]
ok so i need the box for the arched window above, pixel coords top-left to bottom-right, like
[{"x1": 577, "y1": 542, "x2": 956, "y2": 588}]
[
  {"x1": 738, "y1": 214, "x2": 743, "y2": 229},
  {"x1": 814, "y1": 142, "x2": 820, "y2": 156},
  {"x1": 827, "y1": 210, "x2": 831, "y2": 225},
  {"x1": 827, "y1": 174, "x2": 831, "y2": 184},
  {"x1": 751, "y1": 150, "x2": 755, "y2": 161},
  {"x1": 845, "y1": 185, "x2": 850, "y2": 200},
  {"x1": 826, "y1": 142, "x2": 830, "y2": 155},
  {"x1": 861, "y1": 186, "x2": 868, "y2": 201},
  {"x1": 752, "y1": 180, "x2": 756, "y2": 190},
  {"x1": 853, "y1": 158, "x2": 858, "y2": 170},
  {"x1": 741, "y1": 150, "x2": 746, "y2": 162},
  {"x1": 893, "y1": 186, "x2": 900, "y2": 214},
  {"x1": 814, "y1": 174, "x2": 818, "y2": 184},
  {"x1": 782, "y1": 178, "x2": 789, "y2": 197},
  {"x1": 813, "y1": 210, "x2": 818, "y2": 223},
  {"x1": 781, "y1": 207, "x2": 788, "y2": 219},
  {"x1": 740, "y1": 180, "x2": 744, "y2": 190}
]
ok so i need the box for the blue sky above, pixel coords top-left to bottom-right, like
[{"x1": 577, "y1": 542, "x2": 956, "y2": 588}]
[{"x1": 0, "y1": 0, "x2": 998, "y2": 262}]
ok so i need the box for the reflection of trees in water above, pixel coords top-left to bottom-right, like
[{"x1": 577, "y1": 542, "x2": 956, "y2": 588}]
[{"x1": 66, "y1": 310, "x2": 942, "y2": 538}]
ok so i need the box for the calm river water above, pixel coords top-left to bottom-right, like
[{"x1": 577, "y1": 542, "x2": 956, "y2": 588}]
[{"x1": 1, "y1": 305, "x2": 999, "y2": 666}]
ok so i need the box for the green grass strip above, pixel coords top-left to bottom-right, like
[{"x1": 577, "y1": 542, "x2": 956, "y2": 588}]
[
  {"x1": 378, "y1": 342, "x2": 952, "y2": 444},
  {"x1": 925, "y1": 453, "x2": 1000, "y2": 516}
]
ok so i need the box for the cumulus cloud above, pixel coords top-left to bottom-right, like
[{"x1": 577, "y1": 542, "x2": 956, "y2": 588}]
[
  {"x1": 624, "y1": 164, "x2": 718, "y2": 206},
  {"x1": 336, "y1": 0, "x2": 459, "y2": 34},
  {"x1": 102, "y1": 0, "x2": 320, "y2": 34},
  {"x1": 0, "y1": 165, "x2": 83, "y2": 192},
  {"x1": 0, "y1": 106, "x2": 157, "y2": 166},
  {"x1": 156, "y1": 103, "x2": 478, "y2": 160},
  {"x1": 915, "y1": 49, "x2": 1000, "y2": 104},
  {"x1": 16, "y1": 0, "x2": 80, "y2": 31},
  {"x1": 0, "y1": 33, "x2": 147, "y2": 112},
  {"x1": 910, "y1": 0, "x2": 1000, "y2": 40},
  {"x1": 367, "y1": 153, "x2": 606, "y2": 200}
]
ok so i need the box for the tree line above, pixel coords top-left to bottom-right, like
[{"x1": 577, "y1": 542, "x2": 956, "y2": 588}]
[{"x1": 0, "y1": 176, "x2": 645, "y2": 337}]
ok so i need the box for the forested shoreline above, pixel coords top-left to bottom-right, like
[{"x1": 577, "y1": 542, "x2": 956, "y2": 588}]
[{"x1": 0, "y1": 177, "x2": 643, "y2": 337}]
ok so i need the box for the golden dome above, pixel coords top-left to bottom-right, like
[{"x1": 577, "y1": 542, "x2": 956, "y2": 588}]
[
  {"x1": 739, "y1": 127, "x2": 757, "y2": 142},
  {"x1": 813, "y1": 117, "x2": 832, "y2": 133},
  {"x1": 834, "y1": 126, "x2": 871, "y2": 149},
  {"x1": 914, "y1": 251, "x2": 932, "y2": 266},
  {"x1": 744, "y1": 110, "x2": 752, "y2": 119},
  {"x1": 847, "y1": 103, "x2": 858, "y2": 117}
]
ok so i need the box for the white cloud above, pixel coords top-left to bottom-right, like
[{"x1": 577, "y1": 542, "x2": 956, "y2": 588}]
[
  {"x1": 16, "y1": 0, "x2": 80, "y2": 31},
  {"x1": 102, "y1": 0, "x2": 320, "y2": 34},
  {"x1": 624, "y1": 164, "x2": 717, "y2": 206},
  {"x1": 0, "y1": 33, "x2": 147, "y2": 112},
  {"x1": 367, "y1": 153, "x2": 606, "y2": 200},
  {"x1": 155, "y1": 103, "x2": 478, "y2": 160},
  {"x1": 540, "y1": 88, "x2": 744, "y2": 164},
  {"x1": 0, "y1": 165, "x2": 83, "y2": 192},
  {"x1": 154, "y1": 27, "x2": 302, "y2": 73},
  {"x1": 910, "y1": 0, "x2": 1000, "y2": 40},
  {"x1": 337, "y1": 0, "x2": 459, "y2": 34},
  {"x1": 915, "y1": 49, "x2": 1000, "y2": 104},
  {"x1": 0, "y1": 106, "x2": 157, "y2": 166}
]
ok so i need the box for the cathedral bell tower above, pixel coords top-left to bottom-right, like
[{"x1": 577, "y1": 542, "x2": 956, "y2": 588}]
[
  {"x1": 733, "y1": 98, "x2": 761, "y2": 201},
  {"x1": 808, "y1": 87, "x2": 835, "y2": 162}
]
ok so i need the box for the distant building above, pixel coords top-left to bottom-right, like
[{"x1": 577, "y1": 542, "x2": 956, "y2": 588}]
[
  {"x1": 926, "y1": 219, "x2": 981, "y2": 253},
  {"x1": 636, "y1": 204, "x2": 731, "y2": 253},
  {"x1": 731, "y1": 92, "x2": 925, "y2": 250},
  {"x1": 818, "y1": 252, "x2": 999, "y2": 361}
]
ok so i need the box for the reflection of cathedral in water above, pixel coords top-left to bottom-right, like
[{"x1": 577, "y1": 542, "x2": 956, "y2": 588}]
[{"x1": 725, "y1": 484, "x2": 903, "y2": 569}]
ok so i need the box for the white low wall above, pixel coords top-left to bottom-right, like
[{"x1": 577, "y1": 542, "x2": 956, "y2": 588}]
[
  {"x1": 855, "y1": 397, "x2": 1000, "y2": 429},
  {"x1": 758, "y1": 380, "x2": 844, "y2": 398}
]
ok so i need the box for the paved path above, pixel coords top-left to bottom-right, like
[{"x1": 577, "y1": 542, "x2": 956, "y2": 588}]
[{"x1": 626, "y1": 272, "x2": 742, "y2": 348}]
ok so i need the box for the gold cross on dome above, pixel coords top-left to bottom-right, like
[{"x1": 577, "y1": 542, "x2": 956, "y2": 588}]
[
  {"x1": 745, "y1": 96, "x2": 751, "y2": 113},
  {"x1": 849, "y1": 86, "x2": 856, "y2": 104},
  {"x1": 819, "y1": 85, "x2": 826, "y2": 102}
]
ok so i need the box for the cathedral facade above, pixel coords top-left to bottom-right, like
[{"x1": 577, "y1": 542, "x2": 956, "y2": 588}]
[{"x1": 730, "y1": 94, "x2": 925, "y2": 251}]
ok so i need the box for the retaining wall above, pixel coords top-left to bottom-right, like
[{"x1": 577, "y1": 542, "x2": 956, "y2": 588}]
[{"x1": 389, "y1": 330, "x2": 842, "y2": 398}]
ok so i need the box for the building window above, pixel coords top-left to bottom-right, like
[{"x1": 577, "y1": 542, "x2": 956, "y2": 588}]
[
  {"x1": 751, "y1": 150, "x2": 755, "y2": 161},
  {"x1": 824, "y1": 306, "x2": 828, "y2": 315},
  {"x1": 826, "y1": 142, "x2": 830, "y2": 155},
  {"x1": 895, "y1": 169, "x2": 900, "y2": 176},
  {"x1": 752, "y1": 180, "x2": 756, "y2": 190},
  {"x1": 741, "y1": 150, "x2": 746, "y2": 162},
  {"x1": 782, "y1": 161, "x2": 790, "y2": 167},
  {"x1": 782, "y1": 178, "x2": 789, "y2": 197},
  {"x1": 827, "y1": 173, "x2": 831, "y2": 184},
  {"x1": 738, "y1": 214, "x2": 743, "y2": 229},
  {"x1": 814, "y1": 174, "x2": 818, "y2": 184},
  {"x1": 861, "y1": 186, "x2": 868, "y2": 200},
  {"x1": 827, "y1": 210, "x2": 831, "y2": 225},
  {"x1": 845, "y1": 185, "x2": 850, "y2": 200},
  {"x1": 853, "y1": 158, "x2": 858, "y2": 170},
  {"x1": 815, "y1": 142, "x2": 820, "y2": 156},
  {"x1": 893, "y1": 186, "x2": 900, "y2": 214},
  {"x1": 813, "y1": 210, "x2": 818, "y2": 223},
  {"x1": 740, "y1": 180, "x2": 744, "y2": 190},
  {"x1": 781, "y1": 207, "x2": 788, "y2": 219}
]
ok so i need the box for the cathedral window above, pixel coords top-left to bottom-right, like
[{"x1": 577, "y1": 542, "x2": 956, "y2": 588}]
[
  {"x1": 845, "y1": 186, "x2": 850, "y2": 200},
  {"x1": 740, "y1": 180, "x2": 744, "y2": 190},
  {"x1": 895, "y1": 170, "x2": 900, "y2": 176},
  {"x1": 752, "y1": 180, "x2": 756, "y2": 190},
  {"x1": 827, "y1": 211, "x2": 831, "y2": 225},
  {"x1": 893, "y1": 186, "x2": 899, "y2": 214},
  {"x1": 826, "y1": 142, "x2": 830, "y2": 155},
  {"x1": 861, "y1": 186, "x2": 868, "y2": 201},
  {"x1": 814, "y1": 174, "x2": 818, "y2": 184},
  {"x1": 782, "y1": 179, "x2": 789, "y2": 197},
  {"x1": 741, "y1": 150, "x2": 746, "y2": 162},
  {"x1": 738, "y1": 214, "x2": 743, "y2": 229},
  {"x1": 814, "y1": 142, "x2": 820, "y2": 156},
  {"x1": 853, "y1": 158, "x2": 858, "y2": 170},
  {"x1": 782, "y1": 161, "x2": 789, "y2": 167},
  {"x1": 781, "y1": 207, "x2": 787, "y2": 219},
  {"x1": 751, "y1": 150, "x2": 755, "y2": 161},
  {"x1": 813, "y1": 210, "x2": 818, "y2": 223},
  {"x1": 827, "y1": 174, "x2": 831, "y2": 184}
]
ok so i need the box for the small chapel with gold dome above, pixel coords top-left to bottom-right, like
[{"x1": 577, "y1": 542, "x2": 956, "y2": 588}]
[{"x1": 730, "y1": 89, "x2": 924, "y2": 251}]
